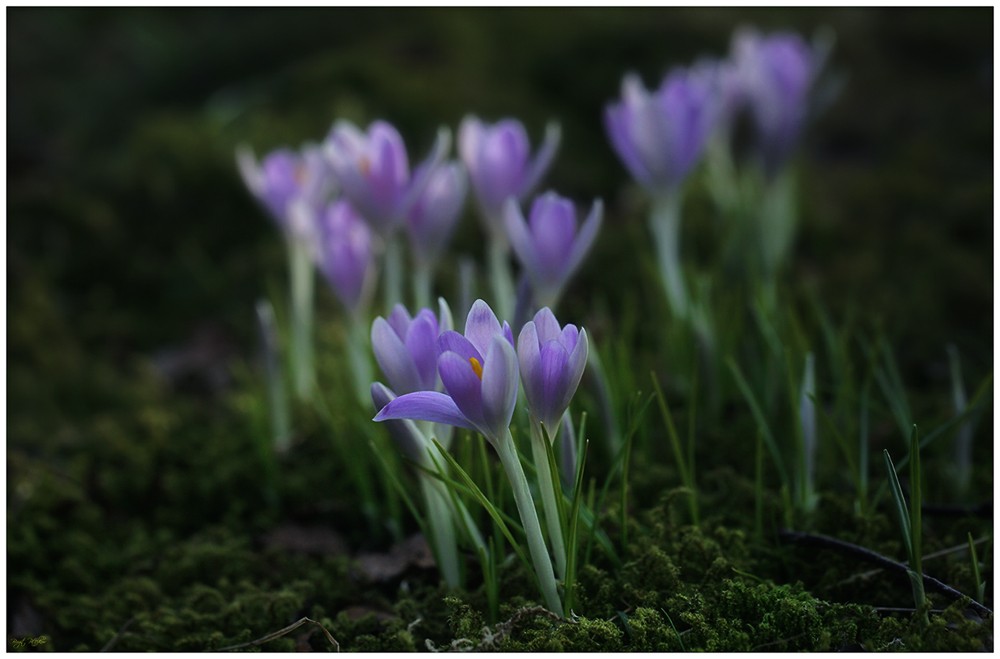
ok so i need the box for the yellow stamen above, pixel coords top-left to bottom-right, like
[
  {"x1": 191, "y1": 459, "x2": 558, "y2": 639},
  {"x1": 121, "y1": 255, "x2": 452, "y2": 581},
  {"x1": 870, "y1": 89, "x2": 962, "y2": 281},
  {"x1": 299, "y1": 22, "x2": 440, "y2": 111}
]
[{"x1": 468, "y1": 357, "x2": 484, "y2": 380}]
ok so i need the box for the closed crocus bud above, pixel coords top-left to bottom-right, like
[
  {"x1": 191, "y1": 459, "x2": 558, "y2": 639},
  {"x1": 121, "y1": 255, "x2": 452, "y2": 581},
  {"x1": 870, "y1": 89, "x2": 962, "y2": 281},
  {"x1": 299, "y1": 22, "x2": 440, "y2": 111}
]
[
  {"x1": 237, "y1": 144, "x2": 333, "y2": 242},
  {"x1": 458, "y1": 116, "x2": 560, "y2": 235},
  {"x1": 516, "y1": 307, "x2": 588, "y2": 437},
  {"x1": 315, "y1": 199, "x2": 377, "y2": 315},
  {"x1": 731, "y1": 27, "x2": 818, "y2": 175},
  {"x1": 503, "y1": 192, "x2": 603, "y2": 309},
  {"x1": 324, "y1": 119, "x2": 450, "y2": 237},
  {"x1": 371, "y1": 299, "x2": 454, "y2": 396},
  {"x1": 406, "y1": 160, "x2": 468, "y2": 268},
  {"x1": 604, "y1": 66, "x2": 721, "y2": 195}
]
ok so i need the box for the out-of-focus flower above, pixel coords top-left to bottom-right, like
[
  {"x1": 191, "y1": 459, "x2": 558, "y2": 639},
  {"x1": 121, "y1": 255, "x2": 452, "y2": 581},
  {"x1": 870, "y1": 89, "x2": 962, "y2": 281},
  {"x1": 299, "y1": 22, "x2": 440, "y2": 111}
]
[
  {"x1": 371, "y1": 300, "x2": 454, "y2": 396},
  {"x1": 324, "y1": 120, "x2": 449, "y2": 236},
  {"x1": 730, "y1": 28, "x2": 819, "y2": 174},
  {"x1": 237, "y1": 144, "x2": 333, "y2": 241},
  {"x1": 458, "y1": 116, "x2": 560, "y2": 233},
  {"x1": 503, "y1": 192, "x2": 602, "y2": 308},
  {"x1": 516, "y1": 307, "x2": 588, "y2": 435},
  {"x1": 604, "y1": 66, "x2": 720, "y2": 194},
  {"x1": 313, "y1": 199, "x2": 377, "y2": 315},
  {"x1": 406, "y1": 161, "x2": 468, "y2": 268},
  {"x1": 374, "y1": 300, "x2": 517, "y2": 445}
]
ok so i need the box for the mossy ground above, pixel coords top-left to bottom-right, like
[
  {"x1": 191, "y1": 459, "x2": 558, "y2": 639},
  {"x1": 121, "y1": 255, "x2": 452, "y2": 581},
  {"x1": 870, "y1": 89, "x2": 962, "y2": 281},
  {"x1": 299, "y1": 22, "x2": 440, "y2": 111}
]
[{"x1": 8, "y1": 7, "x2": 993, "y2": 652}]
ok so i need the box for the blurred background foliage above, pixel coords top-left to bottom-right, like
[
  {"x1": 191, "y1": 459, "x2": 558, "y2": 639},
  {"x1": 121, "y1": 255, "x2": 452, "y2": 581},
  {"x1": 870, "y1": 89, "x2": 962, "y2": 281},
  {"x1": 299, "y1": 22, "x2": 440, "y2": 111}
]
[{"x1": 6, "y1": 7, "x2": 993, "y2": 649}]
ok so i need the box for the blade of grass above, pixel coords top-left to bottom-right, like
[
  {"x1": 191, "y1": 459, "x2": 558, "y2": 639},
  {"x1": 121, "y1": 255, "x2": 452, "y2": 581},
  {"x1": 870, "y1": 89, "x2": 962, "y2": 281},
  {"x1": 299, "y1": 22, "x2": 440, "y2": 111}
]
[
  {"x1": 727, "y1": 356, "x2": 789, "y2": 486},
  {"x1": 883, "y1": 449, "x2": 913, "y2": 561},
  {"x1": 651, "y1": 372, "x2": 696, "y2": 524},
  {"x1": 564, "y1": 438, "x2": 590, "y2": 615}
]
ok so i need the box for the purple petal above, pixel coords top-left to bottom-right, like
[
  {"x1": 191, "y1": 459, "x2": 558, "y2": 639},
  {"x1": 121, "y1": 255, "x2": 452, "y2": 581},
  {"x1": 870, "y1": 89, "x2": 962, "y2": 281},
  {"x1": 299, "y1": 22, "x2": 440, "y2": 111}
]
[
  {"x1": 386, "y1": 304, "x2": 412, "y2": 340},
  {"x1": 374, "y1": 389, "x2": 476, "y2": 432},
  {"x1": 520, "y1": 121, "x2": 561, "y2": 200},
  {"x1": 503, "y1": 197, "x2": 541, "y2": 280},
  {"x1": 501, "y1": 321, "x2": 515, "y2": 347},
  {"x1": 516, "y1": 320, "x2": 542, "y2": 405},
  {"x1": 437, "y1": 330, "x2": 481, "y2": 363},
  {"x1": 438, "y1": 351, "x2": 486, "y2": 432},
  {"x1": 372, "y1": 316, "x2": 423, "y2": 395},
  {"x1": 405, "y1": 312, "x2": 440, "y2": 391},
  {"x1": 528, "y1": 192, "x2": 577, "y2": 282},
  {"x1": 563, "y1": 198, "x2": 603, "y2": 283},
  {"x1": 535, "y1": 340, "x2": 571, "y2": 429},
  {"x1": 371, "y1": 382, "x2": 426, "y2": 463},
  {"x1": 480, "y1": 335, "x2": 519, "y2": 440},
  {"x1": 458, "y1": 116, "x2": 485, "y2": 180},
  {"x1": 531, "y1": 307, "x2": 562, "y2": 344},
  {"x1": 559, "y1": 328, "x2": 589, "y2": 415},
  {"x1": 464, "y1": 299, "x2": 503, "y2": 358}
]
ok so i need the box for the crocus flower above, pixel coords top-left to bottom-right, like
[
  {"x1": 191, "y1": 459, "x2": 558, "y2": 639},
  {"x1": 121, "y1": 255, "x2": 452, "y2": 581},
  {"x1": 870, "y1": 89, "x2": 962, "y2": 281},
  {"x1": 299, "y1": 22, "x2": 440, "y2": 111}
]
[
  {"x1": 604, "y1": 66, "x2": 721, "y2": 194},
  {"x1": 458, "y1": 116, "x2": 560, "y2": 234},
  {"x1": 371, "y1": 299, "x2": 454, "y2": 396},
  {"x1": 374, "y1": 299, "x2": 517, "y2": 446},
  {"x1": 371, "y1": 382, "x2": 426, "y2": 465},
  {"x1": 406, "y1": 160, "x2": 468, "y2": 269},
  {"x1": 324, "y1": 119, "x2": 449, "y2": 236},
  {"x1": 516, "y1": 307, "x2": 589, "y2": 436},
  {"x1": 503, "y1": 192, "x2": 603, "y2": 309},
  {"x1": 314, "y1": 199, "x2": 377, "y2": 315},
  {"x1": 730, "y1": 28, "x2": 818, "y2": 175},
  {"x1": 236, "y1": 144, "x2": 333, "y2": 242}
]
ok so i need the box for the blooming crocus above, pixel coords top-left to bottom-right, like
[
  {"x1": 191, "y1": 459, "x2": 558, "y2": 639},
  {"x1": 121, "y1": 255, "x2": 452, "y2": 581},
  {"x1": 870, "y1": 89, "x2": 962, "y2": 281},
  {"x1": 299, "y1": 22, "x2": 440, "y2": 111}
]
[
  {"x1": 371, "y1": 299, "x2": 454, "y2": 397},
  {"x1": 407, "y1": 161, "x2": 468, "y2": 269},
  {"x1": 730, "y1": 28, "x2": 818, "y2": 175},
  {"x1": 604, "y1": 66, "x2": 721, "y2": 194},
  {"x1": 503, "y1": 192, "x2": 603, "y2": 309},
  {"x1": 324, "y1": 119, "x2": 449, "y2": 236},
  {"x1": 236, "y1": 144, "x2": 333, "y2": 242},
  {"x1": 516, "y1": 308, "x2": 589, "y2": 437},
  {"x1": 458, "y1": 116, "x2": 561, "y2": 235},
  {"x1": 375, "y1": 299, "x2": 517, "y2": 445},
  {"x1": 314, "y1": 199, "x2": 377, "y2": 316}
]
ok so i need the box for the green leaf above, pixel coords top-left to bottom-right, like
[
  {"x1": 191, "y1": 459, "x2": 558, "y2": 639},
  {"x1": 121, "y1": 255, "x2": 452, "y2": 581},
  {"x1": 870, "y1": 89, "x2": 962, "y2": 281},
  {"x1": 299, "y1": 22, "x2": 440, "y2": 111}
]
[
  {"x1": 883, "y1": 449, "x2": 913, "y2": 562},
  {"x1": 726, "y1": 356, "x2": 789, "y2": 486}
]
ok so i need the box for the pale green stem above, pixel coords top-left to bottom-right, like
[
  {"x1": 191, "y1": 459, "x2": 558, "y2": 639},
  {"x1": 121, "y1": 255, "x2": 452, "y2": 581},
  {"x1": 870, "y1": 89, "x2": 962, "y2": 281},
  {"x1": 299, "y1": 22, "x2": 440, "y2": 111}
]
[
  {"x1": 529, "y1": 420, "x2": 567, "y2": 580},
  {"x1": 382, "y1": 233, "x2": 404, "y2": 311},
  {"x1": 650, "y1": 192, "x2": 688, "y2": 321},
  {"x1": 495, "y1": 429, "x2": 563, "y2": 617},
  {"x1": 420, "y1": 472, "x2": 461, "y2": 588},
  {"x1": 412, "y1": 260, "x2": 434, "y2": 312},
  {"x1": 759, "y1": 167, "x2": 796, "y2": 307},
  {"x1": 255, "y1": 299, "x2": 292, "y2": 455},
  {"x1": 288, "y1": 238, "x2": 315, "y2": 402},
  {"x1": 486, "y1": 231, "x2": 516, "y2": 322},
  {"x1": 346, "y1": 313, "x2": 373, "y2": 408}
]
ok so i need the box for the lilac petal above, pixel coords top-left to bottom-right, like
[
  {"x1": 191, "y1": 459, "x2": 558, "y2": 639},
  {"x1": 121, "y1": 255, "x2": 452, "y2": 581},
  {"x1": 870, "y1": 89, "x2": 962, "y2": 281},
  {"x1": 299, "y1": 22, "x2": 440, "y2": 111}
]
[
  {"x1": 372, "y1": 317, "x2": 423, "y2": 395},
  {"x1": 400, "y1": 126, "x2": 452, "y2": 220},
  {"x1": 386, "y1": 304, "x2": 412, "y2": 339},
  {"x1": 520, "y1": 120, "x2": 561, "y2": 200},
  {"x1": 558, "y1": 324, "x2": 580, "y2": 354},
  {"x1": 503, "y1": 197, "x2": 541, "y2": 279},
  {"x1": 464, "y1": 299, "x2": 503, "y2": 358},
  {"x1": 405, "y1": 312, "x2": 440, "y2": 391},
  {"x1": 437, "y1": 330, "x2": 481, "y2": 363},
  {"x1": 374, "y1": 389, "x2": 476, "y2": 432},
  {"x1": 438, "y1": 297, "x2": 454, "y2": 334},
  {"x1": 371, "y1": 382, "x2": 426, "y2": 464},
  {"x1": 516, "y1": 320, "x2": 542, "y2": 404},
  {"x1": 501, "y1": 321, "x2": 515, "y2": 347},
  {"x1": 438, "y1": 351, "x2": 486, "y2": 432},
  {"x1": 604, "y1": 100, "x2": 651, "y2": 190},
  {"x1": 480, "y1": 335, "x2": 519, "y2": 440},
  {"x1": 564, "y1": 198, "x2": 603, "y2": 282},
  {"x1": 458, "y1": 116, "x2": 485, "y2": 179},
  {"x1": 536, "y1": 340, "x2": 571, "y2": 429},
  {"x1": 478, "y1": 121, "x2": 530, "y2": 211},
  {"x1": 235, "y1": 146, "x2": 265, "y2": 198},
  {"x1": 532, "y1": 307, "x2": 562, "y2": 344},
  {"x1": 559, "y1": 328, "x2": 589, "y2": 415},
  {"x1": 529, "y1": 193, "x2": 577, "y2": 280}
]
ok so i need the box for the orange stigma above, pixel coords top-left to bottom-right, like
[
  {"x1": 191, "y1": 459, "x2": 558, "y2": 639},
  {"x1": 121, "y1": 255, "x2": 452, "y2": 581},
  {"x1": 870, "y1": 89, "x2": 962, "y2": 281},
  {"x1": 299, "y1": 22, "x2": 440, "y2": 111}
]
[{"x1": 468, "y1": 357, "x2": 484, "y2": 380}]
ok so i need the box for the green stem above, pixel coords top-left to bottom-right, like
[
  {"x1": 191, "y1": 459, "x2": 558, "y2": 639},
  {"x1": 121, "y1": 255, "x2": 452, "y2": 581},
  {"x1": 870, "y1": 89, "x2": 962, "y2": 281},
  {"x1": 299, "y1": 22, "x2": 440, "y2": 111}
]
[
  {"x1": 412, "y1": 260, "x2": 434, "y2": 312},
  {"x1": 420, "y1": 473, "x2": 461, "y2": 588},
  {"x1": 486, "y1": 232, "x2": 516, "y2": 322},
  {"x1": 346, "y1": 313, "x2": 373, "y2": 408},
  {"x1": 529, "y1": 420, "x2": 567, "y2": 580},
  {"x1": 650, "y1": 192, "x2": 688, "y2": 321},
  {"x1": 382, "y1": 233, "x2": 404, "y2": 311},
  {"x1": 288, "y1": 238, "x2": 315, "y2": 402},
  {"x1": 496, "y1": 429, "x2": 563, "y2": 617}
]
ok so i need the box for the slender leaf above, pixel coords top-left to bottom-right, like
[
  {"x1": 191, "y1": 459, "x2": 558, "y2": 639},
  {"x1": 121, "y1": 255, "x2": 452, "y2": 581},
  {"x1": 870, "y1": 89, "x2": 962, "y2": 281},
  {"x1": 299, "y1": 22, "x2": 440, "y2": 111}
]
[
  {"x1": 727, "y1": 356, "x2": 789, "y2": 486},
  {"x1": 883, "y1": 449, "x2": 913, "y2": 562}
]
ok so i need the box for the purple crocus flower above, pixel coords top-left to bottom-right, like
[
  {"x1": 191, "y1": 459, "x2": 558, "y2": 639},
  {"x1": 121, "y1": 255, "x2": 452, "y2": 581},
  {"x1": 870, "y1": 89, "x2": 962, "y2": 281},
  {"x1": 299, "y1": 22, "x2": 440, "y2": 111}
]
[
  {"x1": 406, "y1": 160, "x2": 468, "y2": 268},
  {"x1": 516, "y1": 308, "x2": 588, "y2": 436},
  {"x1": 371, "y1": 382, "x2": 426, "y2": 464},
  {"x1": 324, "y1": 120, "x2": 448, "y2": 236},
  {"x1": 503, "y1": 192, "x2": 603, "y2": 308},
  {"x1": 458, "y1": 116, "x2": 560, "y2": 233},
  {"x1": 374, "y1": 299, "x2": 518, "y2": 445},
  {"x1": 314, "y1": 199, "x2": 377, "y2": 314},
  {"x1": 730, "y1": 28, "x2": 818, "y2": 175},
  {"x1": 604, "y1": 66, "x2": 721, "y2": 194},
  {"x1": 371, "y1": 300, "x2": 454, "y2": 396},
  {"x1": 237, "y1": 144, "x2": 333, "y2": 241}
]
